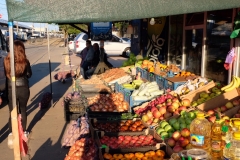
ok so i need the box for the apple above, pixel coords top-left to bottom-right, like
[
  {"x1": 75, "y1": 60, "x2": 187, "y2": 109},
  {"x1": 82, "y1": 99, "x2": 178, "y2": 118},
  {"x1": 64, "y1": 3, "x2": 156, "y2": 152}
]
[
  {"x1": 167, "y1": 98, "x2": 172, "y2": 102},
  {"x1": 116, "y1": 139, "x2": 123, "y2": 144},
  {"x1": 220, "y1": 106, "x2": 227, "y2": 112},
  {"x1": 139, "y1": 135, "x2": 146, "y2": 140},
  {"x1": 172, "y1": 131, "x2": 181, "y2": 141},
  {"x1": 167, "y1": 105, "x2": 175, "y2": 113},
  {"x1": 178, "y1": 106, "x2": 187, "y2": 112},
  {"x1": 156, "y1": 104, "x2": 162, "y2": 108},
  {"x1": 151, "y1": 107, "x2": 158, "y2": 113},
  {"x1": 153, "y1": 110, "x2": 162, "y2": 118},
  {"x1": 159, "y1": 107, "x2": 166, "y2": 115},
  {"x1": 173, "y1": 110, "x2": 180, "y2": 116},
  {"x1": 173, "y1": 146, "x2": 184, "y2": 153},
  {"x1": 181, "y1": 99, "x2": 191, "y2": 107},
  {"x1": 172, "y1": 102, "x2": 179, "y2": 109},
  {"x1": 207, "y1": 110, "x2": 215, "y2": 116},
  {"x1": 208, "y1": 116, "x2": 216, "y2": 123},
  {"x1": 167, "y1": 137, "x2": 176, "y2": 147},
  {"x1": 131, "y1": 136, "x2": 138, "y2": 140},
  {"x1": 110, "y1": 137, "x2": 117, "y2": 141},
  {"x1": 172, "y1": 98, "x2": 179, "y2": 103},
  {"x1": 185, "y1": 143, "x2": 192, "y2": 150},
  {"x1": 180, "y1": 138, "x2": 190, "y2": 147},
  {"x1": 226, "y1": 102, "x2": 234, "y2": 109},
  {"x1": 145, "y1": 135, "x2": 153, "y2": 141},
  {"x1": 233, "y1": 100, "x2": 240, "y2": 106},
  {"x1": 142, "y1": 115, "x2": 149, "y2": 122},
  {"x1": 153, "y1": 118, "x2": 159, "y2": 123},
  {"x1": 166, "y1": 101, "x2": 172, "y2": 106},
  {"x1": 147, "y1": 111, "x2": 153, "y2": 119},
  {"x1": 180, "y1": 128, "x2": 190, "y2": 137},
  {"x1": 234, "y1": 114, "x2": 240, "y2": 118},
  {"x1": 164, "y1": 112, "x2": 173, "y2": 119},
  {"x1": 159, "y1": 116, "x2": 164, "y2": 120},
  {"x1": 146, "y1": 119, "x2": 153, "y2": 125}
]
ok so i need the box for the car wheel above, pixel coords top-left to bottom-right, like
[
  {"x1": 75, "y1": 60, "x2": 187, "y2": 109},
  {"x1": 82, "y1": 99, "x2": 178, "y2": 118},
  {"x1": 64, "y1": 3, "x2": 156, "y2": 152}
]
[{"x1": 122, "y1": 47, "x2": 131, "y2": 57}]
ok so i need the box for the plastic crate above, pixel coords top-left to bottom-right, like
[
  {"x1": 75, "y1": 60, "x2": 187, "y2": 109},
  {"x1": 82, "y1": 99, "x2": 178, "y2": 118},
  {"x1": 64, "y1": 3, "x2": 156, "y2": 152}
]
[
  {"x1": 155, "y1": 75, "x2": 166, "y2": 89},
  {"x1": 147, "y1": 72, "x2": 156, "y2": 82},
  {"x1": 136, "y1": 67, "x2": 148, "y2": 80}
]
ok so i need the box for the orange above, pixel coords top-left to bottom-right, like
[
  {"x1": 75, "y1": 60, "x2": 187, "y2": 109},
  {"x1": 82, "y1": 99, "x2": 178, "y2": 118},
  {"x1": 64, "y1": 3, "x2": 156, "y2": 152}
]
[
  {"x1": 149, "y1": 151, "x2": 155, "y2": 157},
  {"x1": 103, "y1": 153, "x2": 113, "y2": 159},
  {"x1": 134, "y1": 152, "x2": 144, "y2": 159},
  {"x1": 155, "y1": 150, "x2": 165, "y2": 157},
  {"x1": 124, "y1": 153, "x2": 134, "y2": 159},
  {"x1": 113, "y1": 154, "x2": 123, "y2": 159}
]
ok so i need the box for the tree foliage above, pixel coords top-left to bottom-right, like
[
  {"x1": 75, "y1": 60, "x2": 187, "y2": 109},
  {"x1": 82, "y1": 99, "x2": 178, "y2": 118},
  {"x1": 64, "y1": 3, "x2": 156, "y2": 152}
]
[{"x1": 113, "y1": 22, "x2": 129, "y2": 37}]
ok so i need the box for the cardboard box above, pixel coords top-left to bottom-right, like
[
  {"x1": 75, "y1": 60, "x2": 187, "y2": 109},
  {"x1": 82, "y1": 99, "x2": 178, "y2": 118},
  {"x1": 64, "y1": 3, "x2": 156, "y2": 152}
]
[
  {"x1": 180, "y1": 80, "x2": 216, "y2": 102},
  {"x1": 164, "y1": 77, "x2": 187, "y2": 91},
  {"x1": 197, "y1": 88, "x2": 240, "y2": 114}
]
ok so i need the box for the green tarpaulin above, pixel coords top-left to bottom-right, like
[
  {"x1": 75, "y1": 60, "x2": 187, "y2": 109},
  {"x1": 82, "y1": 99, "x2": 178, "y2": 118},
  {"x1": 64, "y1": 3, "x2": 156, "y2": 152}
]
[{"x1": 6, "y1": 0, "x2": 240, "y2": 23}]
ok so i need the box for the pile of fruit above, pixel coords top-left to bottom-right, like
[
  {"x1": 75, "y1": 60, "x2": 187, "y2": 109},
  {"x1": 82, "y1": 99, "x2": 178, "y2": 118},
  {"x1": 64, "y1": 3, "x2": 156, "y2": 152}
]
[
  {"x1": 174, "y1": 71, "x2": 195, "y2": 77},
  {"x1": 64, "y1": 138, "x2": 98, "y2": 160},
  {"x1": 165, "y1": 64, "x2": 181, "y2": 73},
  {"x1": 155, "y1": 111, "x2": 197, "y2": 139},
  {"x1": 88, "y1": 93, "x2": 129, "y2": 112},
  {"x1": 99, "y1": 135, "x2": 157, "y2": 149},
  {"x1": 134, "y1": 94, "x2": 191, "y2": 126},
  {"x1": 191, "y1": 87, "x2": 222, "y2": 107},
  {"x1": 141, "y1": 60, "x2": 154, "y2": 72},
  {"x1": 103, "y1": 150, "x2": 165, "y2": 160},
  {"x1": 221, "y1": 76, "x2": 240, "y2": 92},
  {"x1": 92, "y1": 119, "x2": 146, "y2": 132},
  {"x1": 122, "y1": 80, "x2": 144, "y2": 90},
  {"x1": 99, "y1": 68, "x2": 128, "y2": 83}
]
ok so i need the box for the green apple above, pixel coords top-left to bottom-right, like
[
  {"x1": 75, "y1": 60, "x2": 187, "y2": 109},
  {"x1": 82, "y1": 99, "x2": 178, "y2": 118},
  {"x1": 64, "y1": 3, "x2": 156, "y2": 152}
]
[
  {"x1": 172, "y1": 122, "x2": 180, "y2": 130},
  {"x1": 164, "y1": 125, "x2": 173, "y2": 132},
  {"x1": 210, "y1": 93, "x2": 216, "y2": 98},
  {"x1": 185, "y1": 118, "x2": 192, "y2": 125},
  {"x1": 191, "y1": 101, "x2": 198, "y2": 107},
  {"x1": 180, "y1": 123, "x2": 187, "y2": 130},
  {"x1": 211, "y1": 87, "x2": 219, "y2": 93},
  {"x1": 168, "y1": 132, "x2": 174, "y2": 138},
  {"x1": 215, "y1": 91, "x2": 222, "y2": 96},
  {"x1": 161, "y1": 132, "x2": 169, "y2": 139},
  {"x1": 200, "y1": 92, "x2": 209, "y2": 98},
  {"x1": 179, "y1": 117, "x2": 186, "y2": 124},
  {"x1": 187, "y1": 124, "x2": 191, "y2": 129}
]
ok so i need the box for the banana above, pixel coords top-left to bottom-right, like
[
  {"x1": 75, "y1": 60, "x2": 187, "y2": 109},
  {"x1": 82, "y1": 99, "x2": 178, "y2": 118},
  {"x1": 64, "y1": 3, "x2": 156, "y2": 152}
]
[
  {"x1": 221, "y1": 80, "x2": 234, "y2": 91},
  {"x1": 235, "y1": 77, "x2": 240, "y2": 87},
  {"x1": 224, "y1": 77, "x2": 238, "y2": 92}
]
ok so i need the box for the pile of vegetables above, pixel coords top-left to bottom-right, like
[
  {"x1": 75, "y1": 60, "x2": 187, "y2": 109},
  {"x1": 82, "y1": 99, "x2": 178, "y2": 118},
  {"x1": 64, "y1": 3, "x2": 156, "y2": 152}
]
[
  {"x1": 88, "y1": 93, "x2": 129, "y2": 112},
  {"x1": 61, "y1": 117, "x2": 89, "y2": 147},
  {"x1": 63, "y1": 91, "x2": 88, "y2": 112},
  {"x1": 131, "y1": 82, "x2": 164, "y2": 101},
  {"x1": 64, "y1": 137, "x2": 98, "y2": 160},
  {"x1": 99, "y1": 68, "x2": 128, "y2": 83}
]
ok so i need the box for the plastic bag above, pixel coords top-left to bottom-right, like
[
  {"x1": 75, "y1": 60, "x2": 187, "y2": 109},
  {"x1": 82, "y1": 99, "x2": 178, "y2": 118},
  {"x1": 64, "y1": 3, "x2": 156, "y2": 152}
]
[{"x1": 18, "y1": 115, "x2": 28, "y2": 156}]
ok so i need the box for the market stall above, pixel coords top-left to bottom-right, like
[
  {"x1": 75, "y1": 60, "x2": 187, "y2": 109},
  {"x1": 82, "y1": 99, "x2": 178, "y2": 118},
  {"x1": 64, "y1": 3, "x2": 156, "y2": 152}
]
[{"x1": 60, "y1": 54, "x2": 240, "y2": 159}]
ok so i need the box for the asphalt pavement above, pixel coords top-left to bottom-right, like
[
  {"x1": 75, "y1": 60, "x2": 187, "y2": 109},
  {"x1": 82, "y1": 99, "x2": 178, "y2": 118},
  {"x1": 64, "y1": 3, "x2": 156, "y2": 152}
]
[{"x1": 0, "y1": 39, "x2": 126, "y2": 160}]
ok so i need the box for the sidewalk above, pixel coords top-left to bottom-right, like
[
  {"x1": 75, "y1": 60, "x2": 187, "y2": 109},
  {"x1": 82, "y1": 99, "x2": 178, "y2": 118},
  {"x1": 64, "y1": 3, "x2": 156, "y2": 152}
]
[{"x1": 0, "y1": 46, "x2": 81, "y2": 160}]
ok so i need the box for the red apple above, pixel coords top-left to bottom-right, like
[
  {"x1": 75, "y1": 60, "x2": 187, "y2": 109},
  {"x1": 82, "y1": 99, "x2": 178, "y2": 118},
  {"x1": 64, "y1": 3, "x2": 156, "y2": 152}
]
[
  {"x1": 172, "y1": 98, "x2": 179, "y2": 103},
  {"x1": 156, "y1": 104, "x2": 162, "y2": 108},
  {"x1": 151, "y1": 107, "x2": 158, "y2": 113},
  {"x1": 172, "y1": 131, "x2": 181, "y2": 141},
  {"x1": 214, "y1": 108, "x2": 221, "y2": 112},
  {"x1": 233, "y1": 100, "x2": 240, "y2": 106},
  {"x1": 131, "y1": 136, "x2": 138, "y2": 140},
  {"x1": 180, "y1": 138, "x2": 190, "y2": 147},
  {"x1": 164, "y1": 112, "x2": 173, "y2": 119},
  {"x1": 159, "y1": 116, "x2": 164, "y2": 120},
  {"x1": 178, "y1": 106, "x2": 187, "y2": 112},
  {"x1": 138, "y1": 135, "x2": 146, "y2": 140},
  {"x1": 220, "y1": 106, "x2": 227, "y2": 112},
  {"x1": 145, "y1": 135, "x2": 153, "y2": 141},
  {"x1": 173, "y1": 146, "x2": 184, "y2": 153},
  {"x1": 146, "y1": 119, "x2": 153, "y2": 125},
  {"x1": 172, "y1": 102, "x2": 179, "y2": 109},
  {"x1": 153, "y1": 110, "x2": 162, "y2": 118},
  {"x1": 166, "y1": 101, "x2": 172, "y2": 106},
  {"x1": 181, "y1": 99, "x2": 191, "y2": 107},
  {"x1": 167, "y1": 137, "x2": 176, "y2": 147},
  {"x1": 116, "y1": 139, "x2": 123, "y2": 144},
  {"x1": 207, "y1": 110, "x2": 215, "y2": 116},
  {"x1": 122, "y1": 140, "x2": 130, "y2": 145},
  {"x1": 147, "y1": 111, "x2": 153, "y2": 119},
  {"x1": 173, "y1": 110, "x2": 180, "y2": 116},
  {"x1": 180, "y1": 128, "x2": 190, "y2": 137},
  {"x1": 159, "y1": 107, "x2": 167, "y2": 115},
  {"x1": 110, "y1": 137, "x2": 117, "y2": 141},
  {"x1": 234, "y1": 114, "x2": 240, "y2": 118},
  {"x1": 208, "y1": 116, "x2": 216, "y2": 123},
  {"x1": 167, "y1": 105, "x2": 175, "y2": 113}
]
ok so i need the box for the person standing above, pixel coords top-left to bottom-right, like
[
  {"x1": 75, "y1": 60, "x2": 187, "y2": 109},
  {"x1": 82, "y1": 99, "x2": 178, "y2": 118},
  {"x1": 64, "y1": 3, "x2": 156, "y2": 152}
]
[
  {"x1": 80, "y1": 40, "x2": 94, "y2": 79},
  {"x1": 4, "y1": 40, "x2": 32, "y2": 147},
  {"x1": 85, "y1": 43, "x2": 100, "y2": 78}
]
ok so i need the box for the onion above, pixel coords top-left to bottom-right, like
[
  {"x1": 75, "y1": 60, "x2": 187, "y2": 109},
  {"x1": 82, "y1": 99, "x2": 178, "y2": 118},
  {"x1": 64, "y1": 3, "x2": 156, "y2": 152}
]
[
  {"x1": 118, "y1": 93, "x2": 124, "y2": 102},
  {"x1": 118, "y1": 108, "x2": 124, "y2": 112},
  {"x1": 108, "y1": 108, "x2": 113, "y2": 112},
  {"x1": 98, "y1": 104, "x2": 103, "y2": 109}
]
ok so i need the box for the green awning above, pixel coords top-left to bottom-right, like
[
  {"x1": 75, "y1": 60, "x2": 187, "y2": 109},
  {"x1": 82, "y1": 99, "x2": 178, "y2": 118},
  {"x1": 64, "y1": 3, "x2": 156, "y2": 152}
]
[{"x1": 6, "y1": 0, "x2": 240, "y2": 23}]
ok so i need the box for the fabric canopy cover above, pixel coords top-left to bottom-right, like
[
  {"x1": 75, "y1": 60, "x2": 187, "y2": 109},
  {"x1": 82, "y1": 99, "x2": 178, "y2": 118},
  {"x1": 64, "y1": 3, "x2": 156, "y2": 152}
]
[{"x1": 6, "y1": 0, "x2": 240, "y2": 23}]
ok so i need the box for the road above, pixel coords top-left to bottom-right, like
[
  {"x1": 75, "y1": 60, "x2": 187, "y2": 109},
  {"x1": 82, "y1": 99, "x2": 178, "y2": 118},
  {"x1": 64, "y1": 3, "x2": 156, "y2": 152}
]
[{"x1": 0, "y1": 38, "x2": 127, "y2": 160}]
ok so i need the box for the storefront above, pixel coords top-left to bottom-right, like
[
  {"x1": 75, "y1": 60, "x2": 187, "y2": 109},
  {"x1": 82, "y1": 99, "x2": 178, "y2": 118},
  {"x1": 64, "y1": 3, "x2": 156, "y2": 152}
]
[{"x1": 145, "y1": 8, "x2": 238, "y2": 84}]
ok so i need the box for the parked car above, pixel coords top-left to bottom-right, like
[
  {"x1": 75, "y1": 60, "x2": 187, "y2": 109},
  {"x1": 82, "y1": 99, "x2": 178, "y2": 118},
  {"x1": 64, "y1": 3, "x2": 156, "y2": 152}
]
[
  {"x1": 0, "y1": 29, "x2": 8, "y2": 93},
  {"x1": 73, "y1": 33, "x2": 131, "y2": 56}
]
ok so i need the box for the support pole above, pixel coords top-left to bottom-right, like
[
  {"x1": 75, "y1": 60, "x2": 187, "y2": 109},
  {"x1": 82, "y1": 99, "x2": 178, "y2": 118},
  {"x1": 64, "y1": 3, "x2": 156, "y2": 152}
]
[
  {"x1": 47, "y1": 24, "x2": 53, "y2": 106},
  {"x1": 8, "y1": 21, "x2": 21, "y2": 160}
]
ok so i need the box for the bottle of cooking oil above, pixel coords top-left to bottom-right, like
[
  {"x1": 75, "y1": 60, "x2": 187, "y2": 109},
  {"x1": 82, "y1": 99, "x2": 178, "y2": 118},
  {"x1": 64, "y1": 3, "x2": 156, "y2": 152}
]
[
  {"x1": 210, "y1": 119, "x2": 222, "y2": 159},
  {"x1": 231, "y1": 131, "x2": 240, "y2": 160},
  {"x1": 190, "y1": 112, "x2": 211, "y2": 152},
  {"x1": 222, "y1": 120, "x2": 234, "y2": 160}
]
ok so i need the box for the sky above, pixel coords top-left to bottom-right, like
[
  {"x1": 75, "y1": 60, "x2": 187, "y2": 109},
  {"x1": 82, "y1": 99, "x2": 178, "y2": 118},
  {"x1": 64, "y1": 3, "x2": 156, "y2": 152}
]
[{"x1": 0, "y1": 0, "x2": 59, "y2": 31}]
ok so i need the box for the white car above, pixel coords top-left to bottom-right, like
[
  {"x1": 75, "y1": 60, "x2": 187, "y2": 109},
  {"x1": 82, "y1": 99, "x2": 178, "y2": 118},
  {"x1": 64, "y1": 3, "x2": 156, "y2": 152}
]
[
  {"x1": 74, "y1": 33, "x2": 131, "y2": 56},
  {"x1": 68, "y1": 40, "x2": 74, "y2": 50}
]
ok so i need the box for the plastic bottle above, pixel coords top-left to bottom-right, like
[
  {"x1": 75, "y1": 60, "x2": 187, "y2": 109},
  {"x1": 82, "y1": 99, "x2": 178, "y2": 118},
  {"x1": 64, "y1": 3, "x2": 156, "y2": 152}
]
[
  {"x1": 232, "y1": 131, "x2": 240, "y2": 160},
  {"x1": 222, "y1": 120, "x2": 234, "y2": 160},
  {"x1": 210, "y1": 120, "x2": 223, "y2": 159},
  {"x1": 190, "y1": 112, "x2": 211, "y2": 152}
]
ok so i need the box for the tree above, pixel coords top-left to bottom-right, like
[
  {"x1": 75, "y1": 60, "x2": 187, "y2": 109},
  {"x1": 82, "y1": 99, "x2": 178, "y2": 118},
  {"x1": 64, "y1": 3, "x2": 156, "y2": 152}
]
[{"x1": 114, "y1": 22, "x2": 129, "y2": 37}]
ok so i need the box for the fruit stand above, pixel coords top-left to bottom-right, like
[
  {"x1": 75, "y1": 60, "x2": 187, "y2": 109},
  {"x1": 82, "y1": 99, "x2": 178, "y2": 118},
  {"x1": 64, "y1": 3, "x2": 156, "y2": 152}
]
[{"x1": 61, "y1": 55, "x2": 240, "y2": 160}]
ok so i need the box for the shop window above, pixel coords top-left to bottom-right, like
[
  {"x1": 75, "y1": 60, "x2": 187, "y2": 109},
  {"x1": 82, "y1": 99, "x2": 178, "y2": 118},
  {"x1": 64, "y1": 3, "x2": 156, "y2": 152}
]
[
  {"x1": 168, "y1": 15, "x2": 183, "y2": 64},
  {"x1": 205, "y1": 9, "x2": 233, "y2": 84},
  {"x1": 186, "y1": 13, "x2": 204, "y2": 26}
]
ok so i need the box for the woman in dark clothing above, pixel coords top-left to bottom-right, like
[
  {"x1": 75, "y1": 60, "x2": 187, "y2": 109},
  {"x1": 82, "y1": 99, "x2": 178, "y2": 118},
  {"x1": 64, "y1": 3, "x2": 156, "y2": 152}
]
[
  {"x1": 85, "y1": 43, "x2": 100, "y2": 78},
  {"x1": 4, "y1": 40, "x2": 32, "y2": 146}
]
